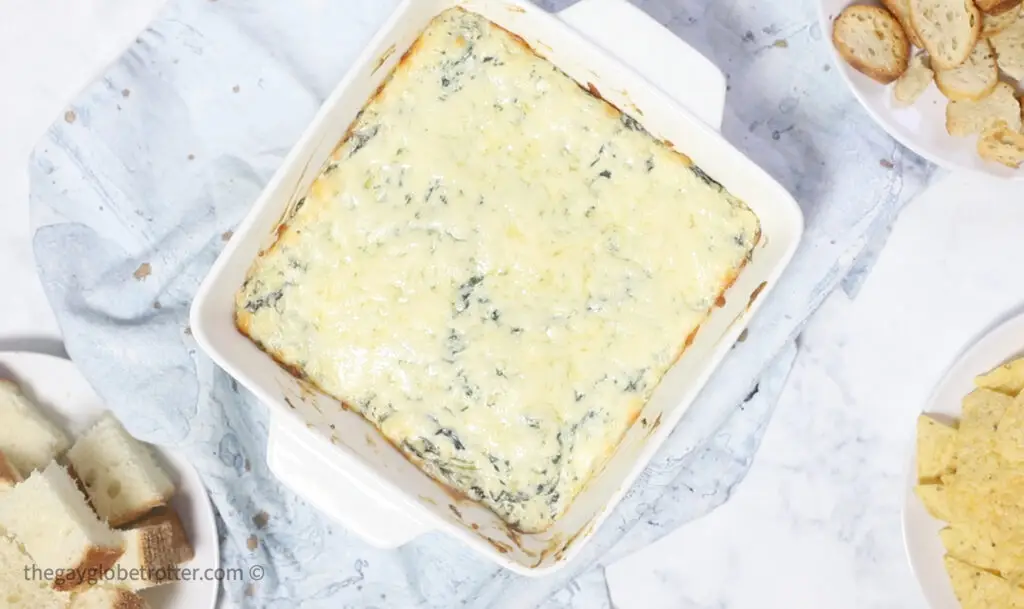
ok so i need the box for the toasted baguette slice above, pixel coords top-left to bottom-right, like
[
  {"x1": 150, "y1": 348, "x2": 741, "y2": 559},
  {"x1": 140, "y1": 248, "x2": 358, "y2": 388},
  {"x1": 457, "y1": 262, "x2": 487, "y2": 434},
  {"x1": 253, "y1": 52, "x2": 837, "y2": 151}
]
[
  {"x1": 66, "y1": 413, "x2": 175, "y2": 527},
  {"x1": 935, "y1": 39, "x2": 999, "y2": 100},
  {"x1": 0, "y1": 449, "x2": 24, "y2": 491},
  {"x1": 883, "y1": 0, "x2": 928, "y2": 47},
  {"x1": 990, "y1": 14, "x2": 1024, "y2": 78},
  {"x1": 833, "y1": 5, "x2": 911, "y2": 83},
  {"x1": 894, "y1": 52, "x2": 936, "y2": 104},
  {"x1": 947, "y1": 81, "x2": 1022, "y2": 135},
  {"x1": 0, "y1": 380, "x2": 70, "y2": 476},
  {"x1": 0, "y1": 462, "x2": 123, "y2": 591},
  {"x1": 910, "y1": 0, "x2": 983, "y2": 69},
  {"x1": 978, "y1": 0, "x2": 1022, "y2": 15},
  {"x1": 70, "y1": 586, "x2": 150, "y2": 609},
  {"x1": 983, "y1": 5, "x2": 1021, "y2": 36},
  {"x1": 978, "y1": 121, "x2": 1024, "y2": 167},
  {"x1": 126, "y1": 506, "x2": 194, "y2": 565},
  {"x1": 0, "y1": 536, "x2": 69, "y2": 609}
]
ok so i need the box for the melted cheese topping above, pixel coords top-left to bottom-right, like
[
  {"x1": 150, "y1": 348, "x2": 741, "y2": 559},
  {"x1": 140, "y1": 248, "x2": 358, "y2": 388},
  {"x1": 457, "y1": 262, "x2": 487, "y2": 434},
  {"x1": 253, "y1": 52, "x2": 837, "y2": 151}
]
[{"x1": 236, "y1": 7, "x2": 759, "y2": 533}]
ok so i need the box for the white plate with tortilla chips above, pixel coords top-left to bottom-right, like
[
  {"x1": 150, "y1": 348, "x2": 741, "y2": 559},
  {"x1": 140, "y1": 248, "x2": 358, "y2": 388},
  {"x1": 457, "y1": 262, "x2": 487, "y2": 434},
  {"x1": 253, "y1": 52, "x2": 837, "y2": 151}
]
[{"x1": 904, "y1": 307, "x2": 1024, "y2": 609}]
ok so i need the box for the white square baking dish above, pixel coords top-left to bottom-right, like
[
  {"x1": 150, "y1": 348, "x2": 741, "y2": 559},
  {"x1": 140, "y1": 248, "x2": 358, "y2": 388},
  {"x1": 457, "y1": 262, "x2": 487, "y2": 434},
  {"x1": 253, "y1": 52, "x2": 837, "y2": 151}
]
[{"x1": 190, "y1": 0, "x2": 803, "y2": 576}]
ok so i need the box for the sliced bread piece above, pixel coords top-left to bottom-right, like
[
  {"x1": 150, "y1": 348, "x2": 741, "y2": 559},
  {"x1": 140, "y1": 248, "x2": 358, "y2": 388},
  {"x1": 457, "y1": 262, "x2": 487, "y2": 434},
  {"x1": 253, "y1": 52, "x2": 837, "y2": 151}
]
[
  {"x1": 66, "y1": 413, "x2": 175, "y2": 527},
  {"x1": 978, "y1": 120, "x2": 1024, "y2": 166},
  {"x1": 833, "y1": 5, "x2": 911, "y2": 83},
  {"x1": 0, "y1": 536, "x2": 69, "y2": 609},
  {"x1": 883, "y1": 0, "x2": 929, "y2": 47},
  {"x1": 983, "y1": 5, "x2": 1021, "y2": 36},
  {"x1": 125, "y1": 506, "x2": 194, "y2": 565},
  {"x1": 0, "y1": 462, "x2": 123, "y2": 591},
  {"x1": 70, "y1": 586, "x2": 150, "y2": 609},
  {"x1": 935, "y1": 39, "x2": 999, "y2": 100},
  {"x1": 894, "y1": 52, "x2": 936, "y2": 104},
  {"x1": 946, "y1": 81, "x2": 1022, "y2": 135},
  {"x1": 113, "y1": 518, "x2": 175, "y2": 591},
  {"x1": 977, "y1": 0, "x2": 1022, "y2": 15},
  {"x1": 0, "y1": 380, "x2": 70, "y2": 476},
  {"x1": 0, "y1": 449, "x2": 24, "y2": 490},
  {"x1": 990, "y1": 14, "x2": 1024, "y2": 78},
  {"x1": 113, "y1": 507, "x2": 193, "y2": 590},
  {"x1": 909, "y1": 0, "x2": 983, "y2": 69}
]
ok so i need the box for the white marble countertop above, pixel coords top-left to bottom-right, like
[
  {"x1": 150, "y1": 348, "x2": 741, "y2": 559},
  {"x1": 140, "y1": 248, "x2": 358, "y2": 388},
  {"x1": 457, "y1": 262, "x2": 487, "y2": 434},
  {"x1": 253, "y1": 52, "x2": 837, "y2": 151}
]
[
  {"x1": 0, "y1": 0, "x2": 166, "y2": 352},
  {"x1": 4, "y1": 2, "x2": 1022, "y2": 608}
]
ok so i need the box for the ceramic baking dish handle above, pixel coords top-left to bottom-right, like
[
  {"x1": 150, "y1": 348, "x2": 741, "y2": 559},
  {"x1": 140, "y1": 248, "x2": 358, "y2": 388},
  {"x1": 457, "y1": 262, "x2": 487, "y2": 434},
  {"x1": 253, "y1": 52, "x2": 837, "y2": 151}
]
[
  {"x1": 266, "y1": 414, "x2": 431, "y2": 548},
  {"x1": 558, "y1": 0, "x2": 726, "y2": 131}
]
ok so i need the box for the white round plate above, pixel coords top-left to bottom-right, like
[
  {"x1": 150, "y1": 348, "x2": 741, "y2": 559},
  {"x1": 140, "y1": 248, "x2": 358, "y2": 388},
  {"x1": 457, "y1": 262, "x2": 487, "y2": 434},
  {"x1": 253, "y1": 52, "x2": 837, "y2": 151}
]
[
  {"x1": 0, "y1": 351, "x2": 220, "y2": 609},
  {"x1": 902, "y1": 307, "x2": 1024, "y2": 609},
  {"x1": 817, "y1": 1, "x2": 1023, "y2": 181}
]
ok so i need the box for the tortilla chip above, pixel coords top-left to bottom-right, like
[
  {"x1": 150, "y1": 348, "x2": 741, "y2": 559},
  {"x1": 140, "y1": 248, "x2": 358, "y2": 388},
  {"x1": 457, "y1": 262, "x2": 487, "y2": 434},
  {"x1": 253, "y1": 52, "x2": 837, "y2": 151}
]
[
  {"x1": 957, "y1": 389, "x2": 1014, "y2": 464},
  {"x1": 945, "y1": 454, "x2": 1008, "y2": 527},
  {"x1": 976, "y1": 357, "x2": 1024, "y2": 397},
  {"x1": 917, "y1": 414, "x2": 958, "y2": 482},
  {"x1": 933, "y1": 367, "x2": 1024, "y2": 595},
  {"x1": 997, "y1": 394, "x2": 1024, "y2": 464},
  {"x1": 962, "y1": 389, "x2": 1014, "y2": 429},
  {"x1": 942, "y1": 526, "x2": 1001, "y2": 573},
  {"x1": 916, "y1": 484, "x2": 951, "y2": 522},
  {"x1": 944, "y1": 461, "x2": 1024, "y2": 577},
  {"x1": 944, "y1": 556, "x2": 1024, "y2": 609}
]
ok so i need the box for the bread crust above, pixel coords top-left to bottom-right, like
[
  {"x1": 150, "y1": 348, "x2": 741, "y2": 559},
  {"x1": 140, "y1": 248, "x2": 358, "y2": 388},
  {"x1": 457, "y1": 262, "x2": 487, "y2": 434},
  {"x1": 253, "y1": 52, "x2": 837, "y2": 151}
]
[
  {"x1": 54, "y1": 546, "x2": 124, "y2": 591},
  {"x1": 882, "y1": 0, "x2": 928, "y2": 47},
  {"x1": 0, "y1": 450, "x2": 23, "y2": 489},
  {"x1": 108, "y1": 498, "x2": 172, "y2": 529},
  {"x1": 63, "y1": 463, "x2": 97, "y2": 514},
  {"x1": 833, "y1": 5, "x2": 911, "y2": 84},
  {"x1": 978, "y1": 0, "x2": 1022, "y2": 15},
  {"x1": 982, "y1": 7, "x2": 1021, "y2": 36},
  {"x1": 124, "y1": 506, "x2": 194, "y2": 565},
  {"x1": 137, "y1": 525, "x2": 174, "y2": 571}
]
